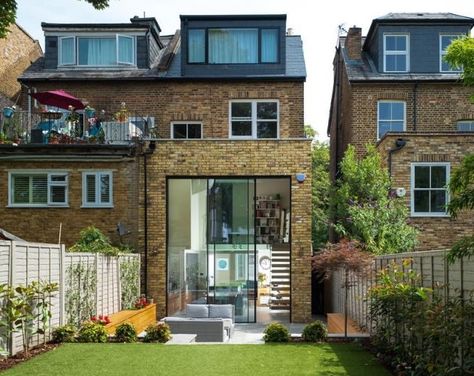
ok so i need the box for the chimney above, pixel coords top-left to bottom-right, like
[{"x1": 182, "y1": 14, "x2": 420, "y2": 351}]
[{"x1": 346, "y1": 26, "x2": 362, "y2": 60}]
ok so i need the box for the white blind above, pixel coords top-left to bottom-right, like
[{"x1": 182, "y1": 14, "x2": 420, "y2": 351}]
[
  {"x1": 12, "y1": 174, "x2": 47, "y2": 204},
  {"x1": 100, "y1": 174, "x2": 110, "y2": 203},
  {"x1": 86, "y1": 174, "x2": 96, "y2": 203}
]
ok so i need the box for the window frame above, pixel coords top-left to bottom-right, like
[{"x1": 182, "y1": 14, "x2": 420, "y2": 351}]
[
  {"x1": 457, "y1": 120, "x2": 474, "y2": 132},
  {"x1": 439, "y1": 34, "x2": 463, "y2": 73},
  {"x1": 229, "y1": 99, "x2": 280, "y2": 140},
  {"x1": 81, "y1": 171, "x2": 114, "y2": 208},
  {"x1": 8, "y1": 171, "x2": 69, "y2": 208},
  {"x1": 383, "y1": 33, "x2": 409, "y2": 73},
  {"x1": 170, "y1": 122, "x2": 203, "y2": 139},
  {"x1": 410, "y1": 162, "x2": 450, "y2": 217},
  {"x1": 377, "y1": 100, "x2": 406, "y2": 139},
  {"x1": 58, "y1": 36, "x2": 76, "y2": 66}
]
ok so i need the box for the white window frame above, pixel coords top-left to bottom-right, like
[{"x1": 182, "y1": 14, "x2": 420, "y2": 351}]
[
  {"x1": 383, "y1": 33, "x2": 409, "y2": 73},
  {"x1": 229, "y1": 100, "x2": 280, "y2": 139},
  {"x1": 457, "y1": 120, "x2": 474, "y2": 132},
  {"x1": 170, "y1": 122, "x2": 203, "y2": 139},
  {"x1": 377, "y1": 100, "x2": 406, "y2": 139},
  {"x1": 440, "y1": 34, "x2": 463, "y2": 73},
  {"x1": 58, "y1": 36, "x2": 76, "y2": 66},
  {"x1": 82, "y1": 171, "x2": 113, "y2": 208},
  {"x1": 410, "y1": 162, "x2": 450, "y2": 217},
  {"x1": 117, "y1": 34, "x2": 135, "y2": 65},
  {"x1": 8, "y1": 171, "x2": 69, "y2": 208}
]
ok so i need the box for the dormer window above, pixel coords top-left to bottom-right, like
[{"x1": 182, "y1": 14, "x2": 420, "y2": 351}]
[
  {"x1": 187, "y1": 28, "x2": 279, "y2": 64},
  {"x1": 440, "y1": 35, "x2": 463, "y2": 72},
  {"x1": 59, "y1": 35, "x2": 135, "y2": 67},
  {"x1": 383, "y1": 34, "x2": 409, "y2": 72}
]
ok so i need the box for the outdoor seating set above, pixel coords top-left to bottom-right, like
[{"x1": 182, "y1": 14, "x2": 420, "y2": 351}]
[{"x1": 161, "y1": 304, "x2": 235, "y2": 342}]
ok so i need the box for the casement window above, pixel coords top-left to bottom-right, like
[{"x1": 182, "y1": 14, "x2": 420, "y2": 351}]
[
  {"x1": 440, "y1": 35, "x2": 463, "y2": 72},
  {"x1": 59, "y1": 35, "x2": 135, "y2": 67},
  {"x1": 411, "y1": 163, "x2": 450, "y2": 217},
  {"x1": 82, "y1": 172, "x2": 113, "y2": 207},
  {"x1": 171, "y1": 122, "x2": 202, "y2": 139},
  {"x1": 188, "y1": 28, "x2": 279, "y2": 64},
  {"x1": 383, "y1": 34, "x2": 409, "y2": 72},
  {"x1": 377, "y1": 101, "x2": 406, "y2": 138},
  {"x1": 229, "y1": 100, "x2": 279, "y2": 139},
  {"x1": 9, "y1": 172, "x2": 68, "y2": 207},
  {"x1": 457, "y1": 120, "x2": 474, "y2": 131}
]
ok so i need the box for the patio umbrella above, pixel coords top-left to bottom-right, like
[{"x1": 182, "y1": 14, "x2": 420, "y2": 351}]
[{"x1": 30, "y1": 89, "x2": 85, "y2": 110}]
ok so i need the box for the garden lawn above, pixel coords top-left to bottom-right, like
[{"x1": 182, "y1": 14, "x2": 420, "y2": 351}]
[{"x1": 1, "y1": 343, "x2": 390, "y2": 376}]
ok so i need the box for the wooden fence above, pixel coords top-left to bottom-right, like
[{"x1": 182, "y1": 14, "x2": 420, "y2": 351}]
[
  {"x1": 328, "y1": 249, "x2": 474, "y2": 332},
  {"x1": 0, "y1": 241, "x2": 140, "y2": 355}
]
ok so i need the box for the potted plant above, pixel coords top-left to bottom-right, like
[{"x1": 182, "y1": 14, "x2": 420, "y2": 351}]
[
  {"x1": 114, "y1": 102, "x2": 129, "y2": 122},
  {"x1": 84, "y1": 105, "x2": 96, "y2": 118},
  {"x1": 3, "y1": 105, "x2": 15, "y2": 118}
]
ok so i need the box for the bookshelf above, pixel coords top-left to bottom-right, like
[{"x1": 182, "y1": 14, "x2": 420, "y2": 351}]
[{"x1": 256, "y1": 198, "x2": 281, "y2": 244}]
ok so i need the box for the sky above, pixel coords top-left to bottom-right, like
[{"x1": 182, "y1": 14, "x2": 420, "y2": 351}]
[{"x1": 15, "y1": 0, "x2": 474, "y2": 140}]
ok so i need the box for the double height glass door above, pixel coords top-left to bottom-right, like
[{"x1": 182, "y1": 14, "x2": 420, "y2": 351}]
[{"x1": 167, "y1": 178, "x2": 256, "y2": 323}]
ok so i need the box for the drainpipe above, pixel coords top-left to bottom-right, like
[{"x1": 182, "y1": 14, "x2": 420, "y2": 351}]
[
  {"x1": 413, "y1": 83, "x2": 418, "y2": 132},
  {"x1": 388, "y1": 138, "x2": 407, "y2": 177},
  {"x1": 143, "y1": 141, "x2": 156, "y2": 297}
]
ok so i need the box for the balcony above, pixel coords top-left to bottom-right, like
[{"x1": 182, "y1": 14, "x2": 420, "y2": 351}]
[{"x1": 0, "y1": 109, "x2": 156, "y2": 146}]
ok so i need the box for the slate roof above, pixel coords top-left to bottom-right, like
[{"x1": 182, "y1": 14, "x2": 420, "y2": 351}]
[
  {"x1": 20, "y1": 33, "x2": 306, "y2": 81},
  {"x1": 375, "y1": 12, "x2": 474, "y2": 22}
]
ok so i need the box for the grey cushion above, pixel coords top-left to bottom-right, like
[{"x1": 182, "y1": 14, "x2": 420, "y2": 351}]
[
  {"x1": 186, "y1": 304, "x2": 209, "y2": 318},
  {"x1": 209, "y1": 304, "x2": 233, "y2": 320}
]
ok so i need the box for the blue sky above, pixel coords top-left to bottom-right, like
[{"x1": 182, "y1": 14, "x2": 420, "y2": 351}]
[{"x1": 16, "y1": 0, "x2": 474, "y2": 140}]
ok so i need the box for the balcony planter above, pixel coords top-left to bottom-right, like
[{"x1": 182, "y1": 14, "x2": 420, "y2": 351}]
[{"x1": 3, "y1": 106, "x2": 15, "y2": 118}]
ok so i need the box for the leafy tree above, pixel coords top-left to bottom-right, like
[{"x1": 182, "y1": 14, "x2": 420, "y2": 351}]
[
  {"x1": 444, "y1": 36, "x2": 474, "y2": 101},
  {"x1": 311, "y1": 140, "x2": 330, "y2": 250},
  {"x1": 332, "y1": 144, "x2": 417, "y2": 255},
  {"x1": 0, "y1": 0, "x2": 110, "y2": 38}
]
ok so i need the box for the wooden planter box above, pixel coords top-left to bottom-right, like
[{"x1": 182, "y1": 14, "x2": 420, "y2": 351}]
[{"x1": 105, "y1": 303, "x2": 157, "y2": 335}]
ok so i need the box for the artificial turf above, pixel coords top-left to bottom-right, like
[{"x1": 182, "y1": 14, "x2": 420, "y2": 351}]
[{"x1": 2, "y1": 342, "x2": 391, "y2": 376}]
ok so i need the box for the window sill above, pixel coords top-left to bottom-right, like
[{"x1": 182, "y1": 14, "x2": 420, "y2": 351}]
[
  {"x1": 81, "y1": 205, "x2": 114, "y2": 209},
  {"x1": 410, "y1": 213, "x2": 450, "y2": 218},
  {"x1": 7, "y1": 205, "x2": 69, "y2": 208}
]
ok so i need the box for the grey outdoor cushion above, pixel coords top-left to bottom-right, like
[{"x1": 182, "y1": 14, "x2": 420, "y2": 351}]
[
  {"x1": 186, "y1": 304, "x2": 209, "y2": 318},
  {"x1": 209, "y1": 304, "x2": 233, "y2": 320}
]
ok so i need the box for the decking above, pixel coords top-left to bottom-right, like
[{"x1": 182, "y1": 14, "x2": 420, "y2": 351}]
[
  {"x1": 327, "y1": 313, "x2": 365, "y2": 335},
  {"x1": 105, "y1": 303, "x2": 157, "y2": 335}
]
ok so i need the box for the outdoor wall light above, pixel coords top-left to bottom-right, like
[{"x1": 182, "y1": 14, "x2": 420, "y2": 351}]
[{"x1": 296, "y1": 173, "x2": 306, "y2": 183}]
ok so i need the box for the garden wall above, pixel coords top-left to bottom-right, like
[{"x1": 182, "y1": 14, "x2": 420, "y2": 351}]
[
  {"x1": 328, "y1": 249, "x2": 474, "y2": 332},
  {"x1": 0, "y1": 241, "x2": 140, "y2": 355}
]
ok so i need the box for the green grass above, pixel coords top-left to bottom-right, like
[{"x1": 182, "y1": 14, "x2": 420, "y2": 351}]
[{"x1": 2, "y1": 343, "x2": 390, "y2": 376}]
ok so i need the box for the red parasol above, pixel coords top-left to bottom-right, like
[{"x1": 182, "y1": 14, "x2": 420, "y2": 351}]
[{"x1": 30, "y1": 89, "x2": 85, "y2": 110}]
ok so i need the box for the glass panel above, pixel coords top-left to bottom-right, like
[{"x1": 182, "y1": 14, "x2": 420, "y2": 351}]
[
  {"x1": 173, "y1": 124, "x2": 187, "y2": 139},
  {"x1": 385, "y1": 36, "x2": 396, "y2": 51},
  {"x1": 232, "y1": 121, "x2": 252, "y2": 136},
  {"x1": 86, "y1": 174, "x2": 96, "y2": 203},
  {"x1": 385, "y1": 55, "x2": 396, "y2": 71},
  {"x1": 457, "y1": 122, "x2": 474, "y2": 131},
  {"x1": 391, "y1": 103, "x2": 404, "y2": 120},
  {"x1": 395, "y1": 55, "x2": 406, "y2": 71},
  {"x1": 257, "y1": 102, "x2": 277, "y2": 119},
  {"x1": 60, "y1": 37, "x2": 75, "y2": 65},
  {"x1": 32, "y1": 176, "x2": 47, "y2": 204},
  {"x1": 79, "y1": 38, "x2": 116, "y2": 66},
  {"x1": 415, "y1": 166, "x2": 430, "y2": 188},
  {"x1": 257, "y1": 121, "x2": 277, "y2": 138},
  {"x1": 378, "y1": 102, "x2": 391, "y2": 120},
  {"x1": 378, "y1": 121, "x2": 391, "y2": 138},
  {"x1": 431, "y1": 166, "x2": 446, "y2": 188},
  {"x1": 100, "y1": 174, "x2": 110, "y2": 203},
  {"x1": 188, "y1": 29, "x2": 205, "y2": 63},
  {"x1": 231, "y1": 102, "x2": 252, "y2": 118},
  {"x1": 50, "y1": 186, "x2": 66, "y2": 204},
  {"x1": 118, "y1": 36, "x2": 133, "y2": 64},
  {"x1": 414, "y1": 190, "x2": 429, "y2": 212},
  {"x1": 441, "y1": 35, "x2": 455, "y2": 50},
  {"x1": 208, "y1": 29, "x2": 258, "y2": 64},
  {"x1": 12, "y1": 175, "x2": 30, "y2": 204},
  {"x1": 261, "y1": 29, "x2": 278, "y2": 63},
  {"x1": 187, "y1": 124, "x2": 202, "y2": 139},
  {"x1": 395, "y1": 36, "x2": 406, "y2": 51},
  {"x1": 431, "y1": 190, "x2": 446, "y2": 212}
]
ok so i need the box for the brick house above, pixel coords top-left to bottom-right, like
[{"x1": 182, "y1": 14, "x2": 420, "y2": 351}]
[
  {"x1": 0, "y1": 15, "x2": 312, "y2": 323},
  {"x1": 328, "y1": 13, "x2": 474, "y2": 250}
]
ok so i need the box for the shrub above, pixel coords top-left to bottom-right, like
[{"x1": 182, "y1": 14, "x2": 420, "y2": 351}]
[
  {"x1": 77, "y1": 321, "x2": 108, "y2": 343},
  {"x1": 143, "y1": 322, "x2": 171, "y2": 343},
  {"x1": 52, "y1": 324, "x2": 76, "y2": 343},
  {"x1": 302, "y1": 321, "x2": 328, "y2": 342},
  {"x1": 115, "y1": 322, "x2": 137, "y2": 343},
  {"x1": 263, "y1": 322, "x2": 290, "y2": 343}
]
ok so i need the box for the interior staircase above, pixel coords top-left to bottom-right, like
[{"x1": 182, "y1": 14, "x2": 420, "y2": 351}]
[{"x1": 269, "y1": 243, "x2": 290, "y2": 310}]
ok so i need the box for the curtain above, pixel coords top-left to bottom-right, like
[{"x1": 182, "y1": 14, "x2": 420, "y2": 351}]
[
  {"x1": 261, "y1": 29, "x2": 278, "y2": 63},
  {"x1": 118, "y1": 36, "x2": 133, "y2": 64},
  {"x1": 209, "y1": 29, "x2": 258, "y2": 64},
  {"x1": 60, "y1": 37, "x2": 75, "y2": 65},
  {"x1": 188, "y1": 29, "x2": 205, "y2": 63},
  {"x1": 79, "y1": 38, "x2": 116, "y2": 65}
]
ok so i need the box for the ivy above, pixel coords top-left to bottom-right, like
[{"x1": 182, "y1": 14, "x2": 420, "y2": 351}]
[{"x1": 120, "y1": 257, "x2": 140, "y2": 310}]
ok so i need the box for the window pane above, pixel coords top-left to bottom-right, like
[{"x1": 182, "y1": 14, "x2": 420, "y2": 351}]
[
  {"x1": 385, "y1": 36, "x2": 396, "y2": 51},
  {"x1": 209, "y1": 29, "x2": 258, "y2": 64},
  {"x1": 395, "y1": 55, "x2": 406, "y2": 71},
  {"x1": 86, "y1": 174, "x2": 96, "y2": 203},
  {"x1": 187, "y1": 124, "x2": 202, "y2": 139},
  {"x1": 395, "y1": 36, "x2": 406, "y2": 51},
  {"x1": 414, "y1": 191, "x2": 429, "y2": 212},
  {"x1": 261, "y1": 29, "x2": 278, "y2": 63},
  {"x1": 61, "y1": 37, "x2": 74, "y2": 65},
  {"x1": 441, "y1": 36, "x2": 455, "y2": 50},
  {"x1": 431, "y1": 190, "x2": 447, "y2": 212},
  {"x1": 50, "y1": 186, "x2": 66, "y2": 203},
  {"x1": 188, "y1": 29, "x2": 205, "y2": 63},
  {"x1": 378, "y1": 122, "x2": 391, "y2": 137},
  {"x1": 257, "y1": 121, "x2": 277, "y2": 138},
  {"x1": 457, "y1": 121, "x2": 474, "y2": 131},
  {"x1": 232, "y1": 121, "x2": 252, "y2": 136},
  {"x1": 173, "y1": 124, "x2": 187, "y2": 139},
  {"x1": 378, "y1": 102, "x2": 391, "y2": 120},
  {"x1": 50, "y1": 174, "x2": 66, "y2": 183},
  {"x1": 385, "y1": 55, "x2": 396, "y2": 71},
  {"x1": 32, "y1": 176, "x2": 47, "y2": 204},
  {"x1": 12, "y1": 175, "x2": 30, "y2": 204},
  {"x1": 79, "y1": 38, "x2": 116, "y2": 65},
  {"x1": 118, "y1": 36, "x2": 133, "y2": 64},
  {"x1": 100, "y1": 174, "x2": 110, "y2": 203},
  {"x1": 391, "y1": 103, "x2": 404, "y2": 119},
  {"x1": 431, "y1": 166, "x2": 447, "y2": 188},
  {"x1": 257, "y1": 102, "x2": 277, "y2": 119},
  {"x1": 415, "y1": 166, "x2": 430, "y2": 188},
  {"x1": 231, "y1": 102, "x2": 252, "y2": 118}
]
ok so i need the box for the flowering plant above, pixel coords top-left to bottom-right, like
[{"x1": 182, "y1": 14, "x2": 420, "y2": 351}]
[
  {"x1": 90, "y1": 314, "x2": 111, "y2": 326},
  {"x1": 114, "y1": 102, "x2": 129, "y2": 122},
  {"x1": 134, "y1": 295, "x2": 148, "y2": 309}
]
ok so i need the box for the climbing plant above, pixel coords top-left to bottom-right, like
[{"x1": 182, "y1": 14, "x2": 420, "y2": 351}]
[
  {"x1": 120, "y1": 257, "x2": 140, "y2": 309},
  {"x1": 65, "y1": 262, "x2": 97, "y2": 327}
]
